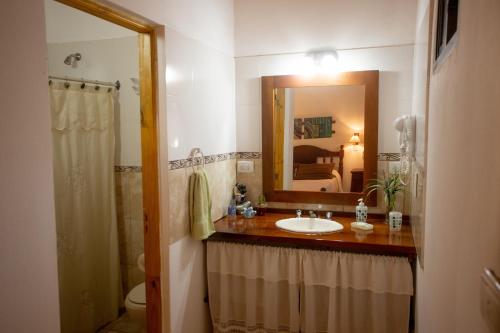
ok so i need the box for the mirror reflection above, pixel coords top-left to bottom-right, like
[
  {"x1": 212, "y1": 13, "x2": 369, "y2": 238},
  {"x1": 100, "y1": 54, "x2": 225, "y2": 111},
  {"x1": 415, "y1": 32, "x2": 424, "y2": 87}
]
[{"x1": 273, "y1": 85, "x2": 365, "y2": 193}]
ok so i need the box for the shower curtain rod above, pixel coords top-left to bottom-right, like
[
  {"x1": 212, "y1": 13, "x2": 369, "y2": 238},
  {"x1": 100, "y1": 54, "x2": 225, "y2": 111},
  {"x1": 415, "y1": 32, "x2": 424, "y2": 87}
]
[{"x1": 49, "y1": 75, "x2": 121, "y2": 90}]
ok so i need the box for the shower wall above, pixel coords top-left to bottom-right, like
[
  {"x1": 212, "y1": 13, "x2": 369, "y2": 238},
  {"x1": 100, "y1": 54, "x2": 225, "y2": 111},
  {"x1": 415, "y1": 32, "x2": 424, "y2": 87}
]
[{"x1": 47, "y1": 36, "x2": 144, "y2": 294}]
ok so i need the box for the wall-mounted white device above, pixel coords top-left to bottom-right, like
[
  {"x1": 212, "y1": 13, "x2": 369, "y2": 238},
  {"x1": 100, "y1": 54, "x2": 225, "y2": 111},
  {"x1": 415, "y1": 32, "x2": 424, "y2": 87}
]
[{"x1": 393, "y1": 115, "x2": 415, "y2": 175}]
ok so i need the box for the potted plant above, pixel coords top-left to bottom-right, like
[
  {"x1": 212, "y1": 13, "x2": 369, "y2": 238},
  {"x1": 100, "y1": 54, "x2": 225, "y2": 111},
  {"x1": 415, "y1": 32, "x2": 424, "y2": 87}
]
[
  {"x1": 256, "y1": 194, "x2": 268, "y2": 216},
  {"x1": 366, "y1": 171, "x2": 405, "y2": 222}
]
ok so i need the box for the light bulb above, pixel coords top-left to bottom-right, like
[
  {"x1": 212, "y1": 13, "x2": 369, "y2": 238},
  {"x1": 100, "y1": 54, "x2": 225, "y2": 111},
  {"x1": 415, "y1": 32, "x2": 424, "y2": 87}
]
[
  {"x1": 320, "y1": 54, "x2": 338, "y2": 73},
  {"x1": 298, "y1": 56, "x2": 317, "y2": 76}
]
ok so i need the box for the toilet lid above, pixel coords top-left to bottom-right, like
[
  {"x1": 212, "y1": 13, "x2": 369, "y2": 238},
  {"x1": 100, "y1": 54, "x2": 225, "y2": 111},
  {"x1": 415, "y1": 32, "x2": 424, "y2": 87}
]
[{"x1": 128, "y1": 282, "x2": 146, "y2": 305}]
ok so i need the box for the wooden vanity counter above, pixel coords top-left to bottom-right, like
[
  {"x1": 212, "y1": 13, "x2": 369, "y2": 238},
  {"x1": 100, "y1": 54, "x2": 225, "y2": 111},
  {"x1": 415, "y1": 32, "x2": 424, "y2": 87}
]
[{"x1": 209, "y1": 213, "x2": 416, "y2": 259}]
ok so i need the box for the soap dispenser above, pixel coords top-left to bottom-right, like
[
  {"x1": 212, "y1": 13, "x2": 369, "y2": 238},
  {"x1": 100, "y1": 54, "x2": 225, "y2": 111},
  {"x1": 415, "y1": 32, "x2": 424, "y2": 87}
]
[{"x1": 355, "y1": 198, "x2": 368, "y2": 223}]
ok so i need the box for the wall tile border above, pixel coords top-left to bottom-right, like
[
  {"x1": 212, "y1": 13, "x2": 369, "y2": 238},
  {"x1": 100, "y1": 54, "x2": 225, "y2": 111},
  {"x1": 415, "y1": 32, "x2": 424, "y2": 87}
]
[
  {"x1": 236, "y1": 152, "x2": 262, "y2": 159},
  {"x1": 237, "y1": 152, "x2": 399, "y2": 161},
  {"x1": 377, "y1": 153, "x2": 401, "y2": 161},
  {"x1": 168, "y1": 152, "x2": 238, "y2": 170},
  {"x1": 115, "y1": 166, "x2": 142, "y2": 172},
  {"x1": 167, "y1": 152, "x2": 399, "y2": 170}
]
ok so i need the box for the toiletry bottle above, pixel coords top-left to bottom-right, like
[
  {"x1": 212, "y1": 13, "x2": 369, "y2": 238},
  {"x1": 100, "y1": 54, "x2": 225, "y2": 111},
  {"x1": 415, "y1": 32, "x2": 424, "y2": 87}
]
[
  {"x1": 228, "y1": 198, "x2": 237, "y2": 224},
  {"x1": 356, "y1": 198, "x2": 368, "y2": 223}
]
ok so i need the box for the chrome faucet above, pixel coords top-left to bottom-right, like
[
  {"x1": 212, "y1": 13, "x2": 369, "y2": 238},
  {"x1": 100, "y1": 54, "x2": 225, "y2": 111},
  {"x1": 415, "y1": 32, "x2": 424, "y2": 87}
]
[
  {"x1": 309, "y1": 210, "x2": 317, "y2": 218},
  {"x1": 296, "y1": 209, "x2": 302, "y2": 218}
]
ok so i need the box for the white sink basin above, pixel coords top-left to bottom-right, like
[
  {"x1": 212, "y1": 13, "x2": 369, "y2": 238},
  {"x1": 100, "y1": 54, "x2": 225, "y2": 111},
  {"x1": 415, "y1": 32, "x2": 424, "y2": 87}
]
[{"x1": 275, "y1": 217, "x2": 344, "y2": 234}]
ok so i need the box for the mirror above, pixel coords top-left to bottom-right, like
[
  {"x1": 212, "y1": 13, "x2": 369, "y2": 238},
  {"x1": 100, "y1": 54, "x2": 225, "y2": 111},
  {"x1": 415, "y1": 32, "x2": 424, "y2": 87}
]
[
  {"x1": 274, "y1": 85, "x2": 365, "y2": 193},
  {"x1": 262, "y1": 71, "x2": 379, "y2": 206}
]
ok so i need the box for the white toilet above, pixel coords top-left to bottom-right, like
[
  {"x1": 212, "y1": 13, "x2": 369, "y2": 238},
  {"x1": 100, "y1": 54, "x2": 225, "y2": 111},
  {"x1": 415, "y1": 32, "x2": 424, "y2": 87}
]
[{"x1": 125, "y1": 253, "x2": 146, "y2": 324}]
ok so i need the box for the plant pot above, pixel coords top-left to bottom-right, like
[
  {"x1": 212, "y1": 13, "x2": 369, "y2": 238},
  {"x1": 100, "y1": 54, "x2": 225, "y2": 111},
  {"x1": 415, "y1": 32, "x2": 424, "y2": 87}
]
[
  {"x1": 385, "y1": 204, "x2": 396, "y2": 223},
  {"x1": 256, "y1": 205, "x2": 267, "y2": 216},
  {"x1": 389, "y1": 211, "x2": 403, "y2": 231}
]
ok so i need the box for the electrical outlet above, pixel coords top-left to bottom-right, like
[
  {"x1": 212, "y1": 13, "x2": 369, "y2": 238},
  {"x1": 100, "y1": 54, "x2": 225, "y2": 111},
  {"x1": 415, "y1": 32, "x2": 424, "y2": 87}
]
[{"x1": 237, "y1": 160, "x2": 254, "y2": 173}]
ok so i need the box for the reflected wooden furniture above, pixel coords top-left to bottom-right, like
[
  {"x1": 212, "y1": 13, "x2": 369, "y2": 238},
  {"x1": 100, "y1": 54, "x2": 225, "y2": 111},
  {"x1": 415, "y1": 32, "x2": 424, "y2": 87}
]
[
  {"x1": 350, "y1": 168, "x2": 364, "y2": 192},
  {"x1": 294, "y1": 145, "x2": 344, "y2": 179},
  {"x1": 262, "y1": 71, "x2": 379, "y2": 206}
]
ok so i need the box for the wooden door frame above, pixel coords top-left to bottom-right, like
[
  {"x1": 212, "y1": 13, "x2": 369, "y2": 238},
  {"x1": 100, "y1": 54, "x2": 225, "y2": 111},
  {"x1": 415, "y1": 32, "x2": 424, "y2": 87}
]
[{"x1": 53, "y1": 1, "x2": 164, "y2": 332}]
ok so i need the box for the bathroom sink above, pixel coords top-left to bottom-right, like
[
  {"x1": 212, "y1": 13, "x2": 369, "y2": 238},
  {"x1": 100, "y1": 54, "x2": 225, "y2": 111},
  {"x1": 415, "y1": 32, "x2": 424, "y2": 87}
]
[{"x1": 275, "y1": 217, "x2": 344, "y2": 234}]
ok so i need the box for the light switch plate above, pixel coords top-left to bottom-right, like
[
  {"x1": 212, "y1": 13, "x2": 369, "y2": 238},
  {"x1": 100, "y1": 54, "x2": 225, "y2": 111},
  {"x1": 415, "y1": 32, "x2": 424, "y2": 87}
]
[
  {"x1": 237, "y1": 160, "x2": 254, "y2": 173},
  {"x1": 480, "y1": 268, "x2": 500, "y2": 332}
]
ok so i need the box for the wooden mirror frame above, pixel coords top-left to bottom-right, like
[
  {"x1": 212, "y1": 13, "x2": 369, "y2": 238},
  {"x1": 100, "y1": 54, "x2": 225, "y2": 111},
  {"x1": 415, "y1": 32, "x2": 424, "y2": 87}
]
[{"x1": 262, "y1": 70, "x2": 379, "y2": 206}]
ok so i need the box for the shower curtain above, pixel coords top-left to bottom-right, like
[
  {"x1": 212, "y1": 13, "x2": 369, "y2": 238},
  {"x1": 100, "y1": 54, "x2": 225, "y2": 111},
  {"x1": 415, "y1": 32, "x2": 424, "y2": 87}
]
[{"x1": 50, "y1": 83, "x2": 121, "y2": 333}]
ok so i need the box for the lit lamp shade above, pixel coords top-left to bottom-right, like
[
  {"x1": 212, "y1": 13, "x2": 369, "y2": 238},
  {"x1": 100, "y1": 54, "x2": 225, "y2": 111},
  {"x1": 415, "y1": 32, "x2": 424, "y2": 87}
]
[
  {"x1": 349, "y1": 133, "x2": 361, "y2": 145},
  {"x1": 349, "y1": 133, "x2": 361, "y2": 152}
]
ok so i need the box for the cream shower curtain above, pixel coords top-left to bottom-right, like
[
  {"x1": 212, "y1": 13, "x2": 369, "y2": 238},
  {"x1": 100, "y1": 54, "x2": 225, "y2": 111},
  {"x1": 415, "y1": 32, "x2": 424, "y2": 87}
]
[
  {"x1": 207, "y1": 241, "x2": 413, "y2": 333},
  {"x1": 50, "y1": 83, "x2": 121, "y2": 333}
]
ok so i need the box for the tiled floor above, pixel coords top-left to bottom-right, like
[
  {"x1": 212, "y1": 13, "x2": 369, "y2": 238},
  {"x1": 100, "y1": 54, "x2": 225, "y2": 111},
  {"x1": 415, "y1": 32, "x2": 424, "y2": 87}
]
[{"x1": 98, "y1": 314, "x2": 145, "y2": 333}]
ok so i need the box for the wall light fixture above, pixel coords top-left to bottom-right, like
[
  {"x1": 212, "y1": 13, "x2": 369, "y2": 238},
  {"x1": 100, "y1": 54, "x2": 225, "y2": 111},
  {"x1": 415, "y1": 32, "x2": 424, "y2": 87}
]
[
  {"x1": 349, "y1": 132, "x2": 361, "y2": 152},
  {"x1": 300, "y1": 49, "x2": 339, "y2": 75}
]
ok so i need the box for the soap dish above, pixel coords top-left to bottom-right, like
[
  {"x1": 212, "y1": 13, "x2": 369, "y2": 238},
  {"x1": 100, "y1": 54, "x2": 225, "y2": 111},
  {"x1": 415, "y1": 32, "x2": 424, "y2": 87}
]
[{"x1": 351, "y1": 222, "x2": 374, "y2": 231}]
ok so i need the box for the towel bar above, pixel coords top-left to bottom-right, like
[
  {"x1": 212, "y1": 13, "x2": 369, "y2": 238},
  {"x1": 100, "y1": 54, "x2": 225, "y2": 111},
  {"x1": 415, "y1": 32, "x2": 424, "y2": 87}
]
[{"x1": 188, "y1": 147, "x2": 205, "y2": 171}]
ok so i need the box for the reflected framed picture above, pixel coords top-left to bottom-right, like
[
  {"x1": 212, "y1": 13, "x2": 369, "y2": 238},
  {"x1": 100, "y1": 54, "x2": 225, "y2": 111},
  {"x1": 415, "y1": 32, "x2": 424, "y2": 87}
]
[
  {"x1": 304, "y1": 116, "x2": 333, "y2": 139},
  {"x1": 294, "y1": 119, "x2": 303, "y2": 139}
]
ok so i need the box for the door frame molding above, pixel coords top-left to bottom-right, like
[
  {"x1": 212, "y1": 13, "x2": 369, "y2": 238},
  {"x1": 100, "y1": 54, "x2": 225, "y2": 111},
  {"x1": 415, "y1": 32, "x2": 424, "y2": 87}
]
[{"x1": 53, "y1": 1, "x2": 165, "y2": 332}]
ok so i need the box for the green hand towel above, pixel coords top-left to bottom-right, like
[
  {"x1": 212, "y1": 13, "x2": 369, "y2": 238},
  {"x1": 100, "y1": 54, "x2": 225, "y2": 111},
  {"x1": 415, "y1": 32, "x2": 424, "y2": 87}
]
[{"x1": 189, "y1": 169, "x2": 215, "y2": 240}]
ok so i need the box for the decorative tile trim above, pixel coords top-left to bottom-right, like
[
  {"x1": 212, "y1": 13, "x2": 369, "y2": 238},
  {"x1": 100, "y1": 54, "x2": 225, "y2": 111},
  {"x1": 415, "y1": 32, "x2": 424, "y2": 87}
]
[
  {"x1": 167, "y1": 151, "x2": 398, "y2": 170},
  {"x1": 234, "y1": 152, "x2": 398, "y2": 161},
  {"x1": 168, "y1": 152, "x2": 237, "y2": 170},
  {"x1": 114, "y1": 166, "x2": 142, "y2": 172},
  {"x1": 377, "y1": 153, "x2": 401, "y2": 161},
  {"x1": 237, "y1": 152, "x2": 262, "y2": 159}
]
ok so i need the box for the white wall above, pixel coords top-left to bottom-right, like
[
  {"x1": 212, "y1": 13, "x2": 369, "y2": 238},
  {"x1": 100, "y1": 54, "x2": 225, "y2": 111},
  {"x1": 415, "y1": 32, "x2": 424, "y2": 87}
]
[
  {"x1": 165, "y1": 28, "x2": 236, "y2": 161},
  {"x1": 410, "y1": 0, "x2": 431, "y2": 330},
  {"x1": 47, "y1": 36, "x2": 141, "y2": 166},
  {"x1": 411, "y1": 0, "x2": 431, "y2": 168},
  {"x1": 44, "y1": 0, "x2": 136, "y2": 43},
  {"x1": 235, "y1": 46, "x2": 415, "y2": 155},
  {"x1": 419, "y1": 0, "x2": 500, "y2": 332},
  {"x1": 234, "y1": 0, "x2": 417, "y2": 57},
  {"x1": 164, "y1": 0, "x2": 234, "y2": 55},
  {"x1": 0, "y1": 1, "x2": 61, "y2": 332},
  {"x1": 234, "y1": 0, "x2": 416, "y2": 157}
]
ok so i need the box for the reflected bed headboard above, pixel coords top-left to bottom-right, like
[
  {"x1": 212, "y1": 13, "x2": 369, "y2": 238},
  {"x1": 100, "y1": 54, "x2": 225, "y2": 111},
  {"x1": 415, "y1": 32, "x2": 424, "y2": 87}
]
[{"x1": 293, "y1": 145, "x2": 344, "y2": 179}]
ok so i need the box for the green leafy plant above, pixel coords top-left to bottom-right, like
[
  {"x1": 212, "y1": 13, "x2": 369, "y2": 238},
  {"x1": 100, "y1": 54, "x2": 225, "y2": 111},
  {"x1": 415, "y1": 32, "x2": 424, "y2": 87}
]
[
  {"x1": 366, "y1": 171, "x2": 405, "y2": 220},
  {"x1": 257, "y1": 194, "x2": 267, "y2": 207}
]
